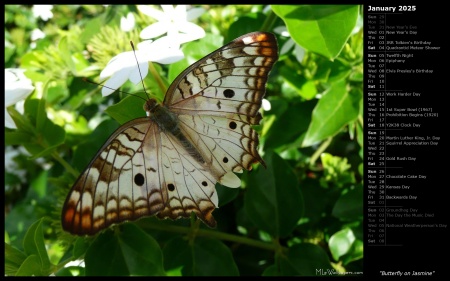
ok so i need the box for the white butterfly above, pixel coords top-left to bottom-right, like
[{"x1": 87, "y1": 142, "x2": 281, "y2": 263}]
[{"x1": 62, "y1": 32, "x2": 278, "y2": 235}]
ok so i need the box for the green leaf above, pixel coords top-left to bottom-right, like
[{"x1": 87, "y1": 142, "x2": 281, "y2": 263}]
[
  {"x1": 262, "y1": 264, "x2": 282, "y2": 276},
  {"x1": 279, "y1": 66, "x2": 317, "y2": 100},
  {"x1": 84, "y1": 223, "x2": 165, "y2": 276},
  {"x1": 279, "y1": 243, "x2": 333, "y2": 276},
  {"x1": 328, "y1": 228, "x2": 356, "y2": 261},
  {"x1": 272, "y1": 5, "x2": 359, "y2": 59},
  {"x1": 15, "y1": 255, "x2": 43, "y2": 276},
  {"x1": 303, "y1": 79, "x2": 360, "y2": 146},
  {"x1": 244, "y1": 151, "x2": 303, "y2": 237},
  {"x1": 264, "y1": 99, "x2": 316, "y2": 150},
  {"x1": 4, "y1": 243, "x2": 28, "y2": 276},
  {"x1": 163, "y1": 237, "x2": 239, "y2": 276},
  {"x1": 105, "y1": 92, "x2": 148, "y2": 124},
  {"x1": 5, "y1": 131, "x2": 33, "y2": 146},
  {"x1": 6, "y1": 106, "x2": 35, "y2": 134},
  {"x1": 191, "y1": 237, "x2": 239, "y2": 276},
  {"x1": 300, "y1": 177, "x2": 342, "y2": 226},
  {"x1": 227, "y1": 13, "x2": 267, "y2": 41},
  {"x1": 20, "y1": 98, "x2": 65, "y2": 157},
  {"x1": 73, "y1": 237, "x2": 91, "y2": 260},
  {"x1": 22, "y1": 218, "x2": 52, "y2": 275},
  {"x1": 332, "y1": 185, "x2": 363, "y2": 221},
  {"x1": 216, "y1": 183, "x2": 239, "y2": 207}
]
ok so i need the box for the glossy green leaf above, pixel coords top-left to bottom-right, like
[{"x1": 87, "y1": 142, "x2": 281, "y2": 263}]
[
  {"x1": 303, "y1": 79, "x2": 361, "y2": 146},
  {"x1": 244, "y1": 151, "x2": 303, "y2": 237},
  {"x1": 163, "y1": 237, "x2": 239, "y2": 276},
  {"x1": 328, "y1": 228, "x2": 356, "y2": 261},
  {"x1": 85, "y1": 223, "x2": 165, "y2": 276},
  {"x1": 272, "y1": 5, "x2": 359, "y2": 59},
  {"x1": 279, "y1": 243, "x2": 333, "y2": 276}
]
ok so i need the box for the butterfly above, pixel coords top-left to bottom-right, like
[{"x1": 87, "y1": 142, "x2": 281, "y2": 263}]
[{"x1": 62, "y1": 32, "x2": 278, "y2": 235}]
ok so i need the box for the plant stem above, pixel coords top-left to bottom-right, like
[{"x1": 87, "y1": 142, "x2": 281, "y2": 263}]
[
  {"x1": 148, "y1": 61, "x2": 167, "y2": 97},
  {"x1": 52, "y1": 151, "x2": 79, "y2": 178},
  {"x1": 309, "y1": 137, "x2": 332, "y2": 167},
  {"x1": 137, "y1": 221, "x2": 285, "y2": 252}
]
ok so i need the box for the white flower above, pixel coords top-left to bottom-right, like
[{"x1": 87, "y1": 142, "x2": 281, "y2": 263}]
[
  {"x1": 262, "y1": 99, "x2": 271, "y2": 111},
  {"x1": 5, "y1": 69, "x2": 35, "y2": 129},
  {"x1": 30, "y1": 28, "x2": 46, "y2": 49},
  {"x1": 138, "y1": 5, "x2": 205, "y2": 47},
  {"x1": 100, "y1": 38, "x2": 184, "y2": 96},
  {"x1": 31, "y1": 28, "x2": 45, "y2": 41},
  {"x1": 120, "y1": 12, "x2": 135, "y2": 32},
  {"x1": 274, "y1": 26, "x2": 305, "y2": 63},
  {"x1": 32, "y1": 5, "x2": 53, "y2": 21}
]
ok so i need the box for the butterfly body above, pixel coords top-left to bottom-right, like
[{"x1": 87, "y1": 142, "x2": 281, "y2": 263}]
[{"x1": 62, "y1": 32, "x2": 278, "y2": 235}]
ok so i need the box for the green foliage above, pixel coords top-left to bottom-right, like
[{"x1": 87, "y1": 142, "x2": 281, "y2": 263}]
[{"x1": 5, "y1": 4, "x2": 363, "y2": 276}]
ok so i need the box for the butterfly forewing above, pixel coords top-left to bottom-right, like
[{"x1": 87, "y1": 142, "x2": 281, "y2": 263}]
[
  {"x1": 62, "y1": 32, "x2": 278, "y2": 235},
  {"x1": 165, "y1": 32, "x2": 277, "y2": 183}
]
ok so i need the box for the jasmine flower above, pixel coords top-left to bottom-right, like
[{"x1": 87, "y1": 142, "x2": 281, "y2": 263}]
[
  {"x1": 5, "y1": 69, "x2": 35, "y2": 129},
  {"x1": 138, "y1": 5, "x2": 205, "y2": 46},
  {"x1": 99, "y1": 38, "x2": 184, "y2": 96}
]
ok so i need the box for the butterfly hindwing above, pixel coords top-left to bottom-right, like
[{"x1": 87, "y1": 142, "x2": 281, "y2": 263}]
[{"x1": 62, "y1": 119, "x2": 218, "y2": 235}]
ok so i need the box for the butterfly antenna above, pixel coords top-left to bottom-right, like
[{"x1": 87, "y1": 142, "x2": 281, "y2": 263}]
[
  {"x1": 82, "y1": 78, "x2": 147, "y2": 103},
  {"x1": 130, "y1": 41, "x2": 152, "y2": 100}
]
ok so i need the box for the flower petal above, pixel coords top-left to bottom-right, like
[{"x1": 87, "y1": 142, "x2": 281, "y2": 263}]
[
  {"x1": 102, "y1": 70, "x2": 130, "y2": 96},
  {"x1": 120, "y1": 12, "x2": 135, "y2": 32},
  {"x1": 138, "y1": 38, "x2": 184, "y2": 64},
  {"x1": 140, "y1": 22, "x2": 169, "y2": 39},
  {"x1": 5, "y1": 110, "x2": 17, "y2": 129},
  {"x1": 5, "y1": 87, "x2": 35, "y2": 106},
  {"x1": 280, "y1": 39, "x2": 295, "y2": 55},
  {"x1": 129, "y1": 62, "x2": 149, "y2": 84},
  {"x1": 5, "y1": 69, "x2": 34, "y2": 106},
  {"x1": 137, "y1": 5, "x2": 166, "y2": 21},
  {"x1": 161, "y1": 5, "x2": 177, "y2": 16},
  {"x1": 186, "y1": 7, "x2": 205, "y2": 21},
  {"x1": 294, "y1": 44, "x2": 306, "y2": 63},
  {"x1": 100, "y1": 52, "x2": 136, "y2": 79},
  {"x1": 177, "y1": 22, "x2": 205, "y2": 43},
  {"x1": 274, "y1": 25, "x2": 289, "y2": 36}
]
